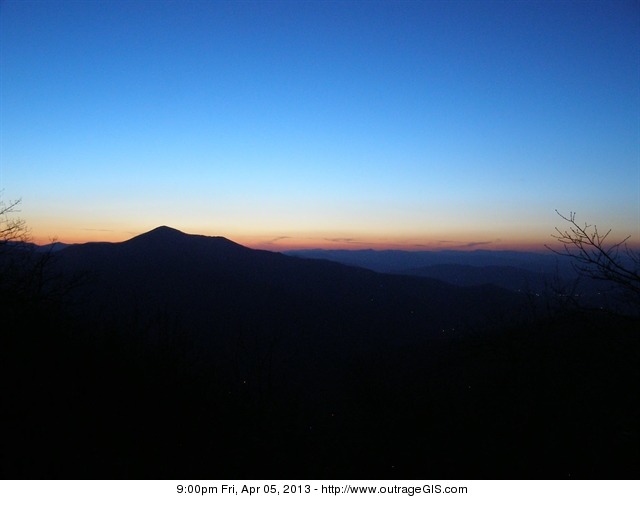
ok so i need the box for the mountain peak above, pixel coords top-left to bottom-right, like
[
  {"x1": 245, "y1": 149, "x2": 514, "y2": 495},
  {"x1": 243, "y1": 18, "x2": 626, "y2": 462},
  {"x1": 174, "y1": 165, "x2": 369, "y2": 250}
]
[
  {"x1": 147, "y1": 225, "x2": 186, "y2": 237},
  {"x1": 127, "y1": 226, "x2": 189, "y2": 245},
  {"x1": 124, "y1": 226, "x2": 247, "y2": 253}
]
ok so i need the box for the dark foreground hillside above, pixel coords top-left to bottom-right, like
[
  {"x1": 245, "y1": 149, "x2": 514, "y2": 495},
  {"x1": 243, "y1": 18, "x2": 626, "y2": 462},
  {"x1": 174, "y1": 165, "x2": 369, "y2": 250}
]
[{"x1": 1, "y1": 228, "x2": 638, "y2": 479}]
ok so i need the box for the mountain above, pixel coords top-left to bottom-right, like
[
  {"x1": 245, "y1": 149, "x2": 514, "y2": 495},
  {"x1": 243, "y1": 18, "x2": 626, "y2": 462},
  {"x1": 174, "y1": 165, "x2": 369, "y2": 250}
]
[
  {"x1": 56, "y1": 227, "x2": 529, "y2": 348},
  {"x1": 36, "y1": 241, "x2": 70, "y2": 252},
  {"x1": 283, "y1": 248, "x2": 567, "y2": 274},
  {"x1": 283, "y1": 247, "x2": 616, "y2": 298},
  {"x1": 400, "y1": 263, "x2": 549, "y2": 292},
  {"x1": 3, "y1": 226, "x2": 638, "y2": 480},
  {"x1": 48, "y1": 226, "x2": 533, "y2": 425}
]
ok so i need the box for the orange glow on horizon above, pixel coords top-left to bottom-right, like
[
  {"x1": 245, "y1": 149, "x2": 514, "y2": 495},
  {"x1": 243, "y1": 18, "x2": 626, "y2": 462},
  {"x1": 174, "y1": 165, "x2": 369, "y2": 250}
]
[{"x1": 29, "y1": 225, "x2": 558, "y2": 253}]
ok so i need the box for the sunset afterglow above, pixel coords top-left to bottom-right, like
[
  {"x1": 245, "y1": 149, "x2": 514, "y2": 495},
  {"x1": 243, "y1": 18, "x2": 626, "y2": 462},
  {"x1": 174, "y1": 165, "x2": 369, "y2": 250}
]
[{"x1": 1, "y1": 1, "x2": 638, "y2": 251}]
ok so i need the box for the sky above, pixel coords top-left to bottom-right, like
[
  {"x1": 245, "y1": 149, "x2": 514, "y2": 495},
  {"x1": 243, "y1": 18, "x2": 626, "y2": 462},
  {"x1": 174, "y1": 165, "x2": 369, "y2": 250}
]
[{"x1": 1, "y1": 0, "x2": 638, "y2": 251}]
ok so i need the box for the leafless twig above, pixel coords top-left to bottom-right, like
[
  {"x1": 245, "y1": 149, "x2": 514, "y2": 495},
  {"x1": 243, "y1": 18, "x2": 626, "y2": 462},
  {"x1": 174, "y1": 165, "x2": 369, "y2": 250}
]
[{"x1": 546, "y1": 210, "x2": 640, "y2": 309}]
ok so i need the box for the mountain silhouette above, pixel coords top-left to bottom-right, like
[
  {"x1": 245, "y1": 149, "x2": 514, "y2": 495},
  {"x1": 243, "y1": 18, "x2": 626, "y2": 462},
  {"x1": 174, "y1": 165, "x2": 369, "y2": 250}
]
[
  {"x1": 57, "y1": 226, "x2": 528, "y2": 351},
  {"x1": 4, "y1": 226, "x2": 638, "y2": 479},
  {"x1": 134, "y1": 224, "x2": 184, "y2": 237},
  {"x1": 127, "y1": 225, "x2": 242, "y2": 250},
  {"x1": 401, "y1": 263, "x2": 548, "y2": 291},
  {"x1": 284, "y1": 247, "x2": 567, "y2": 274}
]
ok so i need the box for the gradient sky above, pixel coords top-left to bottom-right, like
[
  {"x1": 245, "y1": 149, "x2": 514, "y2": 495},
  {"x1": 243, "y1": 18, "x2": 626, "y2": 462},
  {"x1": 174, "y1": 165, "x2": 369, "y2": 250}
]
[{"x1": 1, "y1": 0, "x2": 638, "y2": 251}]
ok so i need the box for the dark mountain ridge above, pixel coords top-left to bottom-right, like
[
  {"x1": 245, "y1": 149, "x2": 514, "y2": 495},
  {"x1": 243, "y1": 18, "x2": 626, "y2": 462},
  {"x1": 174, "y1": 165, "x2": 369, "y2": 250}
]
[
  {"x1": 283, "y1": 247, "x2": 566, "y2": 274},
  {"x1": 3, "y1": 226, "x2": 638, "y2": 479},
  {"x1": 283, "y1": 247, "x2": 626, "y2": 305},
  {"x1": 56, "y1": 227, "x2": 529, "y2": 348},
  {"x1": 401, "y1": 263, "x2": 550, "y2": 291}
]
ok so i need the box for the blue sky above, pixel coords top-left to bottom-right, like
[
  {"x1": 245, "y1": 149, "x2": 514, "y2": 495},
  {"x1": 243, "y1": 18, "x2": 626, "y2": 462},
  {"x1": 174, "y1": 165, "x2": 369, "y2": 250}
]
[{"x1": 1, "y1": 0, "x2": 638, "y2": 250}]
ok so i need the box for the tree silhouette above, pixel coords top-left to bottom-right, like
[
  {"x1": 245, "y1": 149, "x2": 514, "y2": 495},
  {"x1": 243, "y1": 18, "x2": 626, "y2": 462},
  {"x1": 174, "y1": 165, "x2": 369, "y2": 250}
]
[
  {"x1": 0, "y1": 196, "x2": 28, "y2": 245},
  {"x1": 547, "y1": 210, "x2": 640, "y2": 311},
  {"x1": 0, "y1": 196, "x2": 32, "y2": 302},
  {"x1": 0, "y1": 195, "x2": 79, "y2": 311}
]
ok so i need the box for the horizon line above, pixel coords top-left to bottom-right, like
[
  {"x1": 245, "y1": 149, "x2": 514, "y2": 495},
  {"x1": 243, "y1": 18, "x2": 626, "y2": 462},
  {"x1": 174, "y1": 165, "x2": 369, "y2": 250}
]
[{"x1": 28, "y1": 225, "x2": 573, "y2": 253}]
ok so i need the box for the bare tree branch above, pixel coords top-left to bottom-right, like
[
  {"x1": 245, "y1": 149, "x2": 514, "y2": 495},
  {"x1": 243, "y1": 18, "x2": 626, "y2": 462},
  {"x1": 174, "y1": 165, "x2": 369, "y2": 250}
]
[
  {"x1": 546, "y1": 210, "x2": 640, "y2": 309},
  {"x1": 1, "y1": 196, "x2": 30, "y2": 246},
  {"x1": 1, "y1": 194, "x2": 85, "y2": 311}
]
